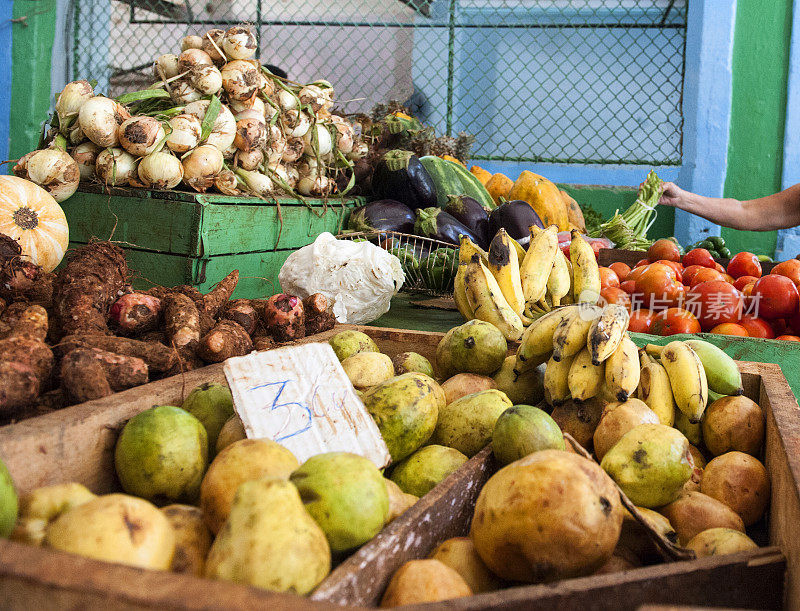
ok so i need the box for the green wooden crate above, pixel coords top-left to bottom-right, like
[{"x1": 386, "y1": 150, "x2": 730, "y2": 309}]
[{"x1": 63, "y1": 186, "x2": 362, "y2": 298}]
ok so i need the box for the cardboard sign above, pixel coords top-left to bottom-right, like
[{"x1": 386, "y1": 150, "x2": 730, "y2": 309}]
[{"x1": 223, "y1": 342, "x2": 391, "y2": 468}]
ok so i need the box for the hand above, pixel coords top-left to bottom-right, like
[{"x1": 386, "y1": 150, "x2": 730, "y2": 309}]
[{"x1": 658, "y1": 182, "x2": 687, "y2": 208}]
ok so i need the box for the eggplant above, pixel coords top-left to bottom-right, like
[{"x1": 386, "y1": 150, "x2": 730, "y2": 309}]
[
  {"x1": 414, "y1": 207, "x2": 482, "y2": 247},
  {"x1": 488, "y1": 199, "x2": 544, "y2": 246},
  {"x1": 372, "y1": 150, "x2": 438, "y2": 210},
  {"x1": 443, "y1": 195, "x2": 490, "y2": 249},
  {"x1": 347, "y1": 199, "x2": 415, "y2": 234}
]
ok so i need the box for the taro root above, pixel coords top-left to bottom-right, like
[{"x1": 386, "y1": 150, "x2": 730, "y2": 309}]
[
  {"x1": 302, "y1": 293, "x2": 335, "y2": 336},
  {"x1": 263, "y1": 294, "x2": 305, "y2": 342},
  {"x1": 109, "y1": 293, "x2": 163, "y2": 335}
]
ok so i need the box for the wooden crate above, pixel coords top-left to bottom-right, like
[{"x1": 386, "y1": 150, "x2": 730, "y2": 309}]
[
  {"x1": 0, "y1": 327, "x2": 797, "y2": 610},
  {"x1": 61, "y1": 186, "x2": 362, "y2": 298}
]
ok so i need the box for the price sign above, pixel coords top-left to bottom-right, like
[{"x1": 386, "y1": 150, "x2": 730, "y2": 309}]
[{"x1": 223, "y1": 342, "x2": 391, "y2": 468}]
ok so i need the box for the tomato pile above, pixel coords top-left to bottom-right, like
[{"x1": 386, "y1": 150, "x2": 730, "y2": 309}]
[{"x1": 599, "y1": 238, "x2": 800, "y2": 340}]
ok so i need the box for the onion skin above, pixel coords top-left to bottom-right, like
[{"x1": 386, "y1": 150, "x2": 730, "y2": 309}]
[
  {"x1": 118, "y1": 116, "x2": 165, "y2": 157},
  {"x1": 181, "y1": 35, "x2": 203, "y2": 51},
  {"x1": 236, "y1": 148, "x2": 263, "y2": 171},
  {"x1": 189, "y1": 64, "x2": 222, "y2": 95},
  {"x1": 55, "y1": 80, "x2": 94, "y2": 125},
  {"x1": 166, "y1": 114, "x2": 202, "y2": 154},
  {"x1": 153, "y1": 54, "x2": 180, "y2": 80},
  {"x1": 138, "y1": 151, "x2": 184, "y2": 190},
  {"x1": 220, "y1": 60, "x2": 260, "y2": 101},
  {"x1": 184, "y1": 100, "x2": 236, "y2": 152},
  {"x1": 222, "y1": 26, "x2": 257, "y2": 60},
  {"x1": 78, "y1": 97, "x2": 130, "y2": 148},
  {"x1": 182, "y1": 144, "x2": 223, "y2": 192},
  {"x1": 214, "y1": 169, "x2": 240, "y2": 195},
  {"x1": 201, "y1": 29, "x2": 226, "y2": 65},
  {"x1": 178, "y1": 48, "x2": 213, "y2": 72},
  {"x1": 71, "y1": 142, "x2": 100, "y2": 181},
  {"x1": 95, "y1": 148, "x2": 138, "y2": 187},
  {"x1": 15, "y1": 149, "x2": 80, "y2": 203},
  {"x1": 170, "y1": 80, "x2": 203, "y2": 105},
  {"x1": 233, "y1": 118, "x2": 266, "y2": 152},
  {"x1": 281, "y1": 137, "x2": 304, "y2": 163}
]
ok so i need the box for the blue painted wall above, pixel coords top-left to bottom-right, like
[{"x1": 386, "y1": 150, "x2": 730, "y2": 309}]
[{"x1": 0, "y1": 2, "x2": 12, "y2": 168}]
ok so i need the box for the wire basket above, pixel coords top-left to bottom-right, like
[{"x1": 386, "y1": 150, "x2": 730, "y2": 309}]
[{"x1": 338, "y1": 231, "x2": 458, "y2": 296}]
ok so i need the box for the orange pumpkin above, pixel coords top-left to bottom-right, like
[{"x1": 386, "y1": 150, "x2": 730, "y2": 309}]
[{"x1": 0, "y1": 175, "x2": 69, "y2": 272}]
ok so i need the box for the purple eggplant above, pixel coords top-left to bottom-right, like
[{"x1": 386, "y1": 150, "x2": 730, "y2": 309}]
[
  {"x1": 347, "y1": 199, "x2": 415, "y2": 234},
  {"x1": 372, "y1": 150, "x2": 437, "y2": 210},
  {"x1": 488, "y1": 199, "x2": 544, "y2": 246},
  {"x1": 443, "y1": 195, "x2": 490, "y2": 248},
  {"x1": 414, "y1": 207, "x2": 482, "y2": 246}
]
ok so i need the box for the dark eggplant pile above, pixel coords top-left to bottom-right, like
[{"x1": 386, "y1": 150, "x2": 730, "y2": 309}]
[
  {"x1": 488, "y1": 199, "x2": 544, "y2": 246},
  {"x1": 371, "y1": 150, "x2": 438, "y2": 210},
  {"x1": 414, "y1": 208, "x2": 483, "y2": 247},
  {"x1": 443, "y1": 195, "x2": 489, "y2": 249},
  {"x1": 347, "y1": 199, "x2": 415, "y2": 233}
]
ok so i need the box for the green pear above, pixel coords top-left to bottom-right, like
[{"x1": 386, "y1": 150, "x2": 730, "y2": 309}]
[
  {"x1": 181, "y1": 383, "x2": 235, "y2": 454},
  {"x1": 390, "y1": 445, "x2": 468, "y2": 497},
  {"x1": 0, "y1": 457, "x2": 18, "y2": 538},
  {"x1": 436, "y1": 320, "x2": 507, "y2": 378},
  {"x1": 328, "y1": 330, "x2": 379, "y2": 361},
  {"x1": 600, "y1": 423, "x2": 692, "y2": 508},
  {"x1": 431, "y1": 389, "x2": 512, "y2": 457},
  {"x1": 290, "y1": 452, "x2": 389, "y2": 553},
  {"x1": 392, "y1": 352, "x2": 435, "y2": 378},
  {"x1": 205, "y1": 479, "x2": 330, "y2": 594},
  {"x1": 492, "y1": 404, "x2": 564, "y2": 466}
]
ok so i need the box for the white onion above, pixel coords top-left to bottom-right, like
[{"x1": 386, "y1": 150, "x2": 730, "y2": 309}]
[
  {"x1": 220, "y1": 60, "x2": 260, "y2": 101},
  {"x1": 331, "y1": 118, "x2": 355, "y2": 154},
  {"x1": 261, "y1": 76, "x2": 276, "y2": 98},
  {"x1": 237, "y1": 169, "x2": 272, "y2": 197},
  {"x1": 78, "y1": 97, "x2": 130, "y2": 148},
  {"x1": 222, "y1": 26, "x2": 257, "y2": 60},
  {"x1": 214, "y1": 169, "x2": 240, "y2": 195},
  {"x1": 69, "y1": 124, "x2": 87, "y2": 145},
  {"x1": 17, "y1": 149, "x2": 80, "y2": 202},
  {"x1": 202, "y1": 29, "x2": 226, "y2": 64},
  {"x1": 178, "y1": 48, "x2": 212, "y2": 72},
  {"x1": 118, "y1": 116, "x2": 165, "y2": 157},
  {"x1": 153, "y1": 54, "x2": 180, "y2": 80},
  {"x1": 138, "y1": 151, "x2": 184, "y2": 189},
  {"x1": 182, "y1": 144, "x2": 223, "y2": 192},
  {"x1": 284, "y1": 165, "x2": 299, "y2": 189},
  {"x1": 233, "y1": 118, "x2": 266, "y2": 152},
  {"x1": 170, "y1": 80, "x2": 203, "y2": 104},
  {"x1": 222, "y1": 142, "x2": 237, "y2": 161},
  {"x1": 166, "y1": 114, "x2": 202, "y2": 154},
  {"x1": 184, "y1": 100, "x2": 236, "y2": 151},
  {"x1": 302, "y1": 123, "x2": 333, "y2": 157},
  {"x1": 297, "y1": 174, "x2": 333, "y2": 197},
  {"x1": 236, "y1": 148, "x2": 263, "y2": 171},
  {"x1": 298, "y1": 84, "x2": 327, "y2": 113},
  {"x1": 72, "y1": 142, "x2": 100, "y2": 181},
  {"x1": 55, "y1": 80, "x2": 94, "y2": 125},
  {"x1": 181, "y1": 35, "x2": 203, "y2": 51},
  {"x1": 270, "y1": 164, "x2": 290, "y2": 190},
  {"x1": 95, "y1": 148, "x2": 138, "y2": 186},
  {"x1": 348, "y1": 139, "x2": 368, "y2": 160},
  {"x1": 282, "y1": 109, "x2": 310, "y2": 138},
  {"x1": 189, "y1": 64, "x2": 222, "y2": 95},
  {"x1": 281, "y1": 137, "x2": 304, "y2": 163},
  {"x1": 234, "y1": 108, "x2": 266, "y2": 125},
  {"x1": 277, "y1": 89, "x2": 298, "y2": 112},
  {"x1": 266, "y1": 124, "x2": 286, "y2": 164}
]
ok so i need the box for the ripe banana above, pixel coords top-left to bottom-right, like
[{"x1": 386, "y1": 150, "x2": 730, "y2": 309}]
[
  {"x1": 637, "y1": 350, "x2": 675, "y2": 426},
  {"x1": 520, "y1": 225, "x2": 559, "y2": 310},
  {"x1": 552, "y1": 303, "x2": 602, "y2": 362},
  {"x1": 544, "y1": 353, "x2": 576, "y2": 406},
  {"x1": 659, "y1": 341, "x2": 708, "y2": 423},
  {"x1": 464, "y1": 254, "x2": 524, "y2": 342},
  {"x1": 603, "y1": 335, "x2": 640, "y2": 402},
  {"x1": 567, "y1": 346, "x2": 605, "y2": 402},
  {"x1": 587, "y1": 304, "x2": 630, "y2": 365},
  {"x1": 508, "y1": 236, "x2": 527, "y2": 269},
  {"x1": 569, "y1": 230, "x2": 601, "y2": 304},
  {"x1": 683, "y1": 339, "x2": 744, "y2": 396},
  {"x1": 514, "y1": 307, "x2": 570, "y2": 375},
  {"x1": 454, "y1": 235, "x2": 483, "y2": 320},
  {"x1": 487, "y1": 228, "x2": 525, "y2": 316},
  {"x1": 674, "y1": 407, "x2": 702, "y2": 446},
  {"x1": 546, "y1": 248, "x2": 572, "y2": 307}
]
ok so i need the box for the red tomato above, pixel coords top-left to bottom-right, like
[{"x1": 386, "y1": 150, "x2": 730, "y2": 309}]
[
  {"x1": 650, "y1": 308, "x2": 701, "y2": 336},
  {"x1": 634, "y1": 257, "x2": 650, "y2": 268},
  {"x1": 689, "y1": 267, "x2": 725, "y2": 288},
  {"x1": 685, "y1": 280, "x2": 744, "y2": 331},
  {"x1": 709, "y1": 323, "x2": 749, "y2": 336},
  {"x1": 560, "y1": 243, "x2": 571, "y2": 259},
  {"x1": 682, "y1": 248, "x2": 716, "y2": 269},
  {"x1": 751, "y1": 274, "x2": 800, "y2": 319},
  {"x1": 636, "y1": 266, "x2": 681, "y2": 310},
  {"x1": 776, "y1": 335, "x2": 800, "y2": 341},
  {"x1": 599, "y1": 267, "x2": 620, "y2": 289},
  {"x1": 619, "y1": 280, "x2": 637, "y2": 295},
  {"x1": 600, "y1": 286, "x2": 631, "y2": 307},
  {"x1": 721, "y1": 273, "x2": 736, "y2": 284},
  {"x1": 714, "y1": 262, "x2": 726, "y2": 273},
  {"x1": 625, "y1": 265, "x2": 650, "y2": 283},
  {"x1": 738, "y1": 315, "x2": 775, "y2": 339},
  {"x1": 647, "y1": 239, "x2": 681, "y2": 263},
  {"x1": 681, "y1": 265, "x2": 706, "y2": 287},
  {"x1": 609, "y1": 262, "x2": 631, "y2": 281},
  {"x1": 771, "y1": 318, "x2": 789, "y2": 337},
  {"x1": 653, "y1": 260, "x2": 683, "y2": 283},
  {"x1": 787, "y1": 311, "x2": 800, "y2": 335},
  {"x1": 628, "y1": 308, "x2": 655, "y2": 333},
  {"x1": 734, "y1": 275, "x2": 759, "y2": 291},
  {"x1": 771, "y1": 259, "x2": 800, "y2": 287},
  {"x1": 726, "y1": 252, "x2": 762, "y2": 279}
]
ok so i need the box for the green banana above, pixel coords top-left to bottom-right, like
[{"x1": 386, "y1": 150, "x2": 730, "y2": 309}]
[{"x1": 683, "y1": 340, "x2": 744, "y2": 396}]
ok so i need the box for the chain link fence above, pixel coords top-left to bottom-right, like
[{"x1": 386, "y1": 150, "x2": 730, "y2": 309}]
[{"x1": 72, "y1": 0, "x2": 687, "y2": 165}]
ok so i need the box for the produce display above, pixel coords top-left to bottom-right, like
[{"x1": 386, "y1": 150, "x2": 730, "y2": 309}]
[{"x1": 16, "y1": 25, "x2": 365, "y2": 202}]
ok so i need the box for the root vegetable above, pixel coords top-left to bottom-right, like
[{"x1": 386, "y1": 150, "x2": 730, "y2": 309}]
[
  {"x1": 95, "y1": 148, "x2": 138, "y2": 186},
  {"x1": 221, "y1": 299, "x2": 257, "y2": 335},
  {"x1": 167, "y1": 114, "x2": 202, "y2": 154},
  {"x1": 253, "y1": 336, "x2": 275, "y2": 352},
  {"x1": 153, "y1": 54, "x2": 180, "y2": 80},
  {"x1": 0, "y1": 337, "x2": 54, "y2": 383},
  {"x1": 302, "y1": 293, "x2": 335, "y2": 336},
  {"x1": 198, "y1": 320, "x2": 252, "y2": 363},
  {"x1": 54, "y1": 241, "x2": 128, "y2": 337},
  {"x1": 182, "y1": 144, "x2": 224, "y2": 192},
  {"x1": 163, "y1": 293, "x2": 201, "y2": 356},
  {"x1": 220, "y1": 60, "x2": 260, "y2": 101},
  {"x1": 178, "y1": 48, "x2": 213, "y2": 72},
  {"x1": 201, "y1": 29, "x2": 226, "y2": 65},
  {"x1": 118, "y1": 116, "x2": 165, "y2": 157},
  {"x1": 264, "y1": 294, "x2": 305, "y2": 342},
  {"x1": 233, "y1": 118, "x2": 266, "y2": 152},
  {"x1": 57, "y1": 335, "x2": 178, "y2": 373},
  {"x1": 235, "y1": 149, "x2": 263, "y2": 171},
  {"x1": 78, "y1": 97, "x2": 130, "y2": 148},
  {"x1": 189, "y1": 64, "x2": 223, "y2": 96},
  {"x1": 60, "y1": 347, "x2": 148, "y2": 403},
  {"x1": 1, "y1": 304, "x2": 48, "y2": 341},
  {"x1": 109, "y1": 293, "x2": 162, "y2": 334},
  {"x1": 202, "y1": 269, "x2": 239, "y2": 318},
  {"x1": 222, "y1": 26, "x2": 257, "y2": 60},
  {"x1": 55, "y1": 80, "x2": 94, "y2": 126},
  {"x1": 14, "y1": 149, "x2": 80, "y2": 203},
  {"x1": 181, "y1": 35, "x2": 203, "y2": 51},
  {"x1": 0, "y1": 361, "x2": 39, "y2": 415},
  {"x1": 138, "y1": 151, "x2": 184, "y2": 190},
  {"x1": 72, "y1": 142, "x2": 100, "y2": 181}
]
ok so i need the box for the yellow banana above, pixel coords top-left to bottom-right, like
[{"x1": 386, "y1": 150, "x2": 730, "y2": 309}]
[
  {"x1": 569, "y1": 230, "x2": 601, "y2": 304},
  {"x1": 544, "y1": 353, "x2": 576, "y2": 406},
  {"x1": 659, "y1": 341, "x2": 708, "y2": 423},
  {"x1": 487, "y1": 229, "x2": 525, "y2": 316},
  {"x1": 546, "y1": 248, "x2": 571, "y2": 307},
  {"x1": 508, "y1": 236, "x2": 527, "y2": 269},
  {"x1": 637, "y1": 350, "x2": 675, "y2": 426},
  {"x1": 552, "y1": 303, "x2": 602, "y2": 362},
  {"x1": 567, "y1": 346, "x2": 605, "y2": 402},
  {"x1": 464, "y1": 254, "x2": 524, "y2": 342},
  {"x1": 587, "y1": 304, "x2": 630, "y2": 365},
  {"x1": 514, "y1": 306, "x2": 573, "y2": 375},
  {"x1": 603, "y1": 335, "x2": 640, "y2": 402},
  {"x1": 454, "y1": 235, "x2": 483, "y2": 320},
  {"x1": 520, "y1": 225, "x2": 559, "y2": 309}
]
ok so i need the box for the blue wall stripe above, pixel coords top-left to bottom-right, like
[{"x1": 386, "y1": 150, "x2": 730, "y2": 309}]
[{"x1": 0, "y1": 3, "x2": 13, "y2": 168}]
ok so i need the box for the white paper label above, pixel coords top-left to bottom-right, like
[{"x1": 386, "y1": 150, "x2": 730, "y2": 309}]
[{"x1": 223, "y1": 342, "x2": 391, "y2": 468}]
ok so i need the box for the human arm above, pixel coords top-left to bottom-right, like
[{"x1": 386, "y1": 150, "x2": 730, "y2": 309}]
[{"x1": 658, "y1": 182, "x2": 800, "y2": 231}]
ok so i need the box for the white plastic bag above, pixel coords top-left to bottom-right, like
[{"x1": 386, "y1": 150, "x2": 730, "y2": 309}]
[{"x1": 278, "y1": 232, "x2": 405, "y2": 324}]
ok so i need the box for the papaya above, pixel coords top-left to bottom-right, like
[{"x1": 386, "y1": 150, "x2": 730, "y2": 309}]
[
  {"x1": 485, "y1": 173, "x2": 514, "y2": 206},
  {"x1": 507, "y1": 171, "x2": 569, "y2": 231},
  {"x1": 560, "y1": 190, "x2": 586, "y2": 232},
  {"x1": 470, "y1": 165, "x2": 492, "y2": 186},
  {"x1": 441, "y1": 155, "x2": 465, "y2": 166}
]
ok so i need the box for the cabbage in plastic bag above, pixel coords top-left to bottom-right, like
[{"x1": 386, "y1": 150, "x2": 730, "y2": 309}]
[{"x1": 278, "y1": 233, "x2": 405, "y2": 324}]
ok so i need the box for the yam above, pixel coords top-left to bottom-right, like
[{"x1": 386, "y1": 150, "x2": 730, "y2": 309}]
[
  {"x1": 60, "y1": 347, "x2": 148, "y2": 403},
  {"x1": 0, "y1": 337, "x2": 54, "y2": 382},
  {"x1": 0, "y1": 361, "x2": 40, "y2": 415},
  {"x1": 197, "y1": 320, "x2": 253, "y2": 363},
  {"x1": 57, "y1": 335, "x2": 177, "y2": 373},
  {"x1": 253, "y1": 336, "x2": 275, "y2": 352},
  {"x1": 163, "y1": 293, "x2": 201, "y2": 356},
  {"x1": 109, "y1": 293, "x2": 162, "y2": 334},
  {"x1": 202, "y1": 270, "x2": 239, "y2": 318},
  {"x1": 221, "y1": 299, "x2": 258, "y2": 335},
  {"x1": 1, "y1": 304, "x2": 48, "y2": 342},
  {"x1": 53, "y1": 242, "x2": 128, "y2": 336},
  {"x1": 303, "y1": 293, "x2": 335, "y2": 336},
  {"x1": 263, "y1": 294, "x2": 305, "y2": 342}
]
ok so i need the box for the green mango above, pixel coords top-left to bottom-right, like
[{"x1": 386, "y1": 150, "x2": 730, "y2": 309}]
[
  {"x1": 436, "y1": 320, "x2": 507, "y2": 378},
  {"x1": 431, "y1": 389, "x2": 512, "y2": 457},
  {"x1": 492, "y1": 404, "x2": 565, "y2": 466},
  {"x1": 389, "y1": 445, "x2": 468, "y2": 497},
  {"x1": 181, "y1": 383, "x2": 235, "y2": 455},
  {"x1": 328, "y1": 330, "x2": 379, "y2": 362}
]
